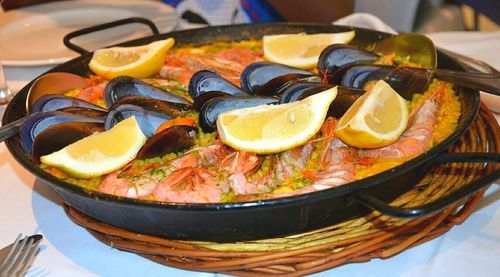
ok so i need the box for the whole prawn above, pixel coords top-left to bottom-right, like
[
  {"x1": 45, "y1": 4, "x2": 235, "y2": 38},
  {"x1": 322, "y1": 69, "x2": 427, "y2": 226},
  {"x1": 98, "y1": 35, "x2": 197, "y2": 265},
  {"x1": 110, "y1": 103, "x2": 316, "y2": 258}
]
[
  {"x1": 268, "y1": 118, "x2": 357, "y2": 198},
  {"x1": 303, "y1": 117, "x2": 357, "y2": 188},
  {"x1": 152, "y1": 142, "x2": 232, "y2": 202},
  {"x1": 220, "y1": 151, "x2": 267, "y2": 195}
]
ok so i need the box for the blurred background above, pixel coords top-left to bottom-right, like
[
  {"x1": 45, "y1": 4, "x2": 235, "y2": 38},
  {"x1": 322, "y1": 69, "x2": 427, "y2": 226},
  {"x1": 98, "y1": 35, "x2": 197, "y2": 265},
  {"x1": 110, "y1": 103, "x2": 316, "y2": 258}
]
[
  {"x1": 160, "y1": 0, "x2": 499, "y2": 32},
  {"x1": 160, "y1": 0, "x2": 500, "y2": 32},
  {"x1": 2, "y1": 0, "x2": 499, "y2": 32}
]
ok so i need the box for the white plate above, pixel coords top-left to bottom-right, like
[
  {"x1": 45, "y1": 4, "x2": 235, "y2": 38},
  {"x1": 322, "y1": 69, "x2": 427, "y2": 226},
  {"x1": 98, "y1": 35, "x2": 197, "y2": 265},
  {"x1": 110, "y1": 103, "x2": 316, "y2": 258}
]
[{"x1": 0, "y1": 0, "x2": 177, "y2": 66}]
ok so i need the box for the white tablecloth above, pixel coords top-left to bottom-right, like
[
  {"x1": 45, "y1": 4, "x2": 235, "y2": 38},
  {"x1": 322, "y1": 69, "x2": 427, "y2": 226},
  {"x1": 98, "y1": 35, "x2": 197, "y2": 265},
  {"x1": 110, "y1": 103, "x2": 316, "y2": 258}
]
[{"x1": 1, "y1": 21, "x2": 499, "y2": 277}]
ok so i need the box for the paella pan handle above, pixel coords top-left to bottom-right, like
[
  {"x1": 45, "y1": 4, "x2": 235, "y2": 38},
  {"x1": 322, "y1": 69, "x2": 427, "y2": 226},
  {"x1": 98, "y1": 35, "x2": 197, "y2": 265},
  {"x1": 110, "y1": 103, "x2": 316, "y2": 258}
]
[
  {"x1": 433, "y1": 70, "x2": 500, "y2": 96},
  {"x1": 63, "y1": 17, "x2": 160, "y2": 55},
  {"x1": 354, "y1": 153, "x2": 500, "y2": 218}
]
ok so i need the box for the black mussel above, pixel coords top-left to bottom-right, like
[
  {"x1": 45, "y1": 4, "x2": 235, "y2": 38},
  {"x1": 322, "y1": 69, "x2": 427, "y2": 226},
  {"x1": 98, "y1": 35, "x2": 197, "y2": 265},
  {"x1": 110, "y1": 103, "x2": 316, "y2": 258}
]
[
  {"x1": 330, "y1": 87, "x2": 365, "y2": 118},
  {"x1": 32, "y1": 122, "x2": 104, "y2": 163},
  {"x1": 20, "y1": 111, "x2": 104, "y2": 155},
  {"x1": 31, "y1": 94, "x2": 107, "y2": 113},
  {"x1": 0, "y1": 94, "x2": 102, "y2": 141},
  {"x1": 57, "y1": 107, "x2": 108, "y2": 117},
  {"x1": 110, "y1": 96, "x2": 192, "y2": 118},
  {"x1": 384, "y1": 67, "x2": 432, "y2": 100},
  {"x1": 318, "y1": 44, "x2": 379, "y2": 84},
  {"x1": 189, "y1": 70, "x2": 248, "y2": 99},
  {"x1": 340, "y1": 65, "x2": 394, "y2": 89},
  {"x1": 256, "y1": 73, "x2": 322, "y2": 97},
  {"x1": 279, "y1": 82, "x2": 332, "y2": 103},
  {"x1": 199, "y1": 96, "x2": 279, "y2": 132},
  {"x1": 104, "y1": 76, "x2": 192, "y2": 108},
  {"x1": 193, "y1": 91, "x2": 232, "y2": 111},
  {"x1": 279, "y1": 83, "x2": 365, "y2": 118},
  {"x1": 240, "y1": 62, "x2": 314, "y2": 94},
  {"x1": 340, "y1": 65, "x2": 431, "y2": 100},
  {"x1": 105, "y1": 104, "x2": 173, "y2": 138},
  {"x1": 136, "y1": 125, "x2": 197, "y2": 160}
]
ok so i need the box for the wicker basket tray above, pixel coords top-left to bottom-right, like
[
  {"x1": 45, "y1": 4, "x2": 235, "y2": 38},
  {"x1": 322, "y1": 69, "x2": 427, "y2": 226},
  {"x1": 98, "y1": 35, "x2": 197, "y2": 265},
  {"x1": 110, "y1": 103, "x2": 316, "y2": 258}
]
[{"x1": 64, "y1": 104, "x2": 499, "y2": 276}]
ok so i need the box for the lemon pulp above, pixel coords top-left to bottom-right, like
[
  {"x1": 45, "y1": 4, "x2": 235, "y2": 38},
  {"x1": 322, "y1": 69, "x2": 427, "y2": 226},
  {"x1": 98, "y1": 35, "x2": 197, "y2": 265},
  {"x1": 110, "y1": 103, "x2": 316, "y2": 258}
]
[
  {"x1": 41, "y1": 117, "x2": 147, "y2": 178},
  {"x1": 263, "y1": 31, "x2": 355, "y2": 69},
  {"x1": 335, "y1": 80, "x2": 409, "y2": 148},
  {"x1": 89, "y1": 38, "x2": 175, "y2": 79},
  {"x1": 217, "y1": 87, "x2": 338, "y2": 154}
]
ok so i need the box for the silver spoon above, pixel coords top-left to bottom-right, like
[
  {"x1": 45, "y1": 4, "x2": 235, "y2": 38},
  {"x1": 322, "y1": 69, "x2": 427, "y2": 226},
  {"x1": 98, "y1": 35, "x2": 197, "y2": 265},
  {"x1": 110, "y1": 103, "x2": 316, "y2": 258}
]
[
  {"x1": 373, "y1": 33, "x2": 500, "y2": 96},
  {"x1": 0, "y1": 62, "x2": 14, "y2": 105},
  {"x1": 0, "y1": 72, "x2": 89, "y2": 142}
]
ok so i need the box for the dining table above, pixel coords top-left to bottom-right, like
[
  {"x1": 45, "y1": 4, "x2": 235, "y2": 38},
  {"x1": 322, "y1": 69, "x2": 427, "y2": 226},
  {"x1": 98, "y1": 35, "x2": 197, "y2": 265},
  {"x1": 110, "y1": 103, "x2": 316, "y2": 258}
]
[{"x1": 1, "y1": 9, "x2": 499, "y2": 276}]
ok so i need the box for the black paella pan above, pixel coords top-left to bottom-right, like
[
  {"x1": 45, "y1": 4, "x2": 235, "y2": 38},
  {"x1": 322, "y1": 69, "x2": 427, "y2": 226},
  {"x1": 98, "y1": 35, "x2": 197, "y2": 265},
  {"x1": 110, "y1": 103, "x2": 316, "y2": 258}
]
[{"x1": 3, "y1": 19, "x2": 499, "y2": 242}]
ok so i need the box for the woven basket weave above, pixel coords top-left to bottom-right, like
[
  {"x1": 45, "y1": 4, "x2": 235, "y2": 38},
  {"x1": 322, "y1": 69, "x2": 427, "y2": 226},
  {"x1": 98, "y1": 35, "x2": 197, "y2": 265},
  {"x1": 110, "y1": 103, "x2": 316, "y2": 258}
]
[{"x1": 64, "y1": 104, "x2": 499, "y2": 276}]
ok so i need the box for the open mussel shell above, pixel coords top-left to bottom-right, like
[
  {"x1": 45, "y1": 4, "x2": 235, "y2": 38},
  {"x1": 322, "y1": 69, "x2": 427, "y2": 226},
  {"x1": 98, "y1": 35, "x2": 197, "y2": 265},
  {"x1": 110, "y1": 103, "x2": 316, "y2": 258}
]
[
  {"x1": 104, "y1": 76, "x2": 192, "y2": 108},
  {"x1": 199, "y1": 96, "x2": 279, "y2": 132},
  {"x1": 32, "y1": 122, "x2": 104, "y2": 164},
  {"x1": 27, "y1": 72, "x2": 89, "y2": 113},
  {"x1": 256, "y1": 73, "x2": 322, "y2": 97},
  {"x1": 240, "y1": 62, "x2": 314, "y2": 94},
  {"x1": 20, "y1": 111, "x2": 105, "y2": 155},
  {"x1": 110, "y1": 96, "x2": 192, "y2": 118},
  {"x1": 318, "y1": 44, "x2": 379, "y2": 84},
  {"x1": 189, "y1": 70, "x2": 248, "y2": 100},
  {"x1": 31, "y1": 94, "x2": 107, "y2": 113},
  {"x1": 136, "y1": 125, "x2": 197, "y2": 160},
  {"x1": 105, "y1": 104, "x2": 173, "y2": 138}
]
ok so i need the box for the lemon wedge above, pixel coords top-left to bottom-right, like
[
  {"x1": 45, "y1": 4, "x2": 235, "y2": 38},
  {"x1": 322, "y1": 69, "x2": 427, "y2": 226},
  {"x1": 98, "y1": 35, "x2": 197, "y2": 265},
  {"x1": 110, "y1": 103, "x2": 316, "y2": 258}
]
[
  {"x1": 41, "y1": 117, "x2": 147, "y2": 178},
  {"x1": 263, "y1": 31, "x2": 355, "y2": 69},
  {"x1": 217, "y1": 87, "x2": 338, "y2": 154},
  {"x1": 335, "y1": 80, "x2": 409, "y2": 148},
  {"x1": 89, "y1": 38, "x2": 175, "y2": 79}
]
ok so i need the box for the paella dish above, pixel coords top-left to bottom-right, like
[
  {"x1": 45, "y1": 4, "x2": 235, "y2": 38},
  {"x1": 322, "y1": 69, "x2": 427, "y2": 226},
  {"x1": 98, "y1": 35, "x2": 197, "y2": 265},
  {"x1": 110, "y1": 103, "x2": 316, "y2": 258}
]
[{"x1": 22, "y1": 32, "x2": 461, "y2": 204}]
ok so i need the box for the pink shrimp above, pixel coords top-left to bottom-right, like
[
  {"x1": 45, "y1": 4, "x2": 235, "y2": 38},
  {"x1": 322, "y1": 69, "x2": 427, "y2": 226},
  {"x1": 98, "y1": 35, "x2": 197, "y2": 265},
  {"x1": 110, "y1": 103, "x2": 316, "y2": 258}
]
[
  {"x1": 267, "y1": 118, "x2": 357, "y2": 198},
  {"x1": 151, "y1": 142, "x2": 232, "y2": 202},
  {"x1": 303, "y1": 118, "x2": 357, "y2": 188},
  {"x1": 170, "y1": 142, "x2": 229, "y2": 169},
  {"x1": 273, "y1": 142, "x2": 314, "y2": 182},
  {"x1": 73, "y1": 81, "x2": 107, "y2": 104},
  {"x1": 220, "y1": 151, "x2": 266, "y2": 195},
  {"x1": 319, "y1": 117, "x2": 355, "y2": 165},
  {"x1": 98, "y1": 160, "x2": 172, "y2": 199},
  {"x1": 160, "y1": 49, "x2": 263, "y2": 86},
  {"x1": 98, "y1": 143, "x2": 231, "y2": 202},
  {"x1": 153, "y1": 167, "x2": 226, "y2": 203},
  {"x1": 359, "y1": 91, "x2": 442, "y2": 159}
]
